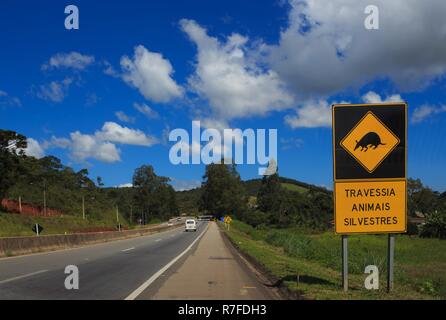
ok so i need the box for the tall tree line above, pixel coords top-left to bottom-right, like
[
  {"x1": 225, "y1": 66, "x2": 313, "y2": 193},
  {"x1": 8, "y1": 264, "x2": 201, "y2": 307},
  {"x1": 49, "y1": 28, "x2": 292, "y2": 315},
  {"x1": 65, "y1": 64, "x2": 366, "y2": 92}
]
[{"x1": 0, "y1": 129, "x2": 179, "y2": 224}]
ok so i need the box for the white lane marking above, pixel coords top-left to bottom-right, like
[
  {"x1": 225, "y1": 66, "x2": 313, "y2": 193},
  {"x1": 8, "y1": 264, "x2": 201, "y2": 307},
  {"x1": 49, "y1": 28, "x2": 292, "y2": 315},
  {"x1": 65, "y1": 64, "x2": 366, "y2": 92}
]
[
  {"x1": 125, "y1": 223, "x2": 209, "y2": 300},
  {"x1": 0, "y1": 270, "x2": 48, "y2": 285},
  {"x1": 122, "y1": 247, "x2": 135, "y2": 252},
  {"x1": 155, "y1": 239, "x2": 162, "y2": 242}
]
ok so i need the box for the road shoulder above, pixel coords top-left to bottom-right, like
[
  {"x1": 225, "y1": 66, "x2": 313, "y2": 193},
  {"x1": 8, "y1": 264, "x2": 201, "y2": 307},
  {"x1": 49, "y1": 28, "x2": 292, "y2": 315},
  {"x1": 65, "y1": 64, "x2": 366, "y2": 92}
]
[{"x1": 140, "y1": 221, "x2": 280, "y2": 300}]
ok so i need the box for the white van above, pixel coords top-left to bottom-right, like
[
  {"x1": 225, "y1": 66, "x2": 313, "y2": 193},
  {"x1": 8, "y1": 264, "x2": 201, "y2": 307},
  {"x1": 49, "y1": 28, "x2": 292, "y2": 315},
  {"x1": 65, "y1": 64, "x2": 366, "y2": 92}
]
[{"x1": 185, "y1": 219, "x2": 197, "y2": 232}]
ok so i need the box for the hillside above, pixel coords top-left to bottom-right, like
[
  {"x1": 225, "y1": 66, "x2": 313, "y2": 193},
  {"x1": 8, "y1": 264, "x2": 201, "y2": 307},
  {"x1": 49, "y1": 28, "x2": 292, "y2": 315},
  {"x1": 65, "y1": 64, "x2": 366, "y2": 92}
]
[
  {"x1": 243, "y1": 177, "x2": 331, "y2": 197},
  {"x1": 175, "y1": 176, "x2": 332, "y2": 215}
]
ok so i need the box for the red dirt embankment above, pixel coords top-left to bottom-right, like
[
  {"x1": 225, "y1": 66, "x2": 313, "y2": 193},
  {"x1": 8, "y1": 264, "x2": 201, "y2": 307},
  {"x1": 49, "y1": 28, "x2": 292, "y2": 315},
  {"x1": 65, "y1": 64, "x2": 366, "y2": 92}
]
[{"x1": 1, "y1": 199, "x2": 62, "y2": 217}]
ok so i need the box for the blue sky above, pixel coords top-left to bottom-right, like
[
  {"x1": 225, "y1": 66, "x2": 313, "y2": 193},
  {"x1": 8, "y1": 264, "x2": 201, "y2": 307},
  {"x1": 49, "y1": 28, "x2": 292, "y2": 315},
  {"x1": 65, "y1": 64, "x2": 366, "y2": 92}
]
[{"x1": 0, "y1": 0, "x2": 445, "y2": 192}]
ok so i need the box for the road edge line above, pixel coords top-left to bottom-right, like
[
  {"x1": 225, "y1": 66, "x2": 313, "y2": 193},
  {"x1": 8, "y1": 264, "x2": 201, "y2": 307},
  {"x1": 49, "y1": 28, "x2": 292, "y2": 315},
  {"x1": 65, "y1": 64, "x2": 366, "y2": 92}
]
[
  {"x1": 0, "y1": 269, "x2": 48, "y2": 285},
  {"x1": 124, "y1": 223, "x2": 209, "y2": 300}
]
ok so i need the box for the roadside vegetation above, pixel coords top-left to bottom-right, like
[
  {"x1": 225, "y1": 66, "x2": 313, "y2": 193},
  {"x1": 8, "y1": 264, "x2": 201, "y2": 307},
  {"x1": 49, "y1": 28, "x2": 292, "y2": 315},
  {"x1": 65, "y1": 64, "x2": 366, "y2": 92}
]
[
  {"x1": 194, "y1": 160, "x2": 445, "y2": 299},
  {"x1": 224, "y1": 220, "x2": 446, "y2": 300},
  {"x1": 0, "y1": 130, "x2": 179, "y2": 236}
]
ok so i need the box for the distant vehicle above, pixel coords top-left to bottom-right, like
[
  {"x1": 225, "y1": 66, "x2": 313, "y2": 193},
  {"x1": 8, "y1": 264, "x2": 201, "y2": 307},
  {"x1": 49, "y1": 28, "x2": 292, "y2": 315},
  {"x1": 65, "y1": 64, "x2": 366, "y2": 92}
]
[
  {"x1": 185, "y1": 219, "x2": 197, "y2": 232},
  {"x1": 167, "y1": 221, "x2": 173, "y2": 226}
]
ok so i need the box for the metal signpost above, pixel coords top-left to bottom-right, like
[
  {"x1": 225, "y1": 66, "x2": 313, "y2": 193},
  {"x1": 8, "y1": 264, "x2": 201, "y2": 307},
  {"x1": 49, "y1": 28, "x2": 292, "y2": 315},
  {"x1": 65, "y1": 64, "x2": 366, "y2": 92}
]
[
  {"x1": 342, "y1": 235, "x2": 348, "y2": 292},
  {"x1": 32, "y1": 223, "x2": 43, "y2": 236},
  {"x1": 332, "y1": 103, "x2": 407, "y2": 292}
]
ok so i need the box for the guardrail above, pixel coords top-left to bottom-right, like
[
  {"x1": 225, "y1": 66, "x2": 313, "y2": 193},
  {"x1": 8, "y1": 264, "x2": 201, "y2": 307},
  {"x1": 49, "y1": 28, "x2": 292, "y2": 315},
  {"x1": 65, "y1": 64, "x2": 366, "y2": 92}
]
[{"x1": 0, "y1": 223, "x2": 182, "y2": 258}]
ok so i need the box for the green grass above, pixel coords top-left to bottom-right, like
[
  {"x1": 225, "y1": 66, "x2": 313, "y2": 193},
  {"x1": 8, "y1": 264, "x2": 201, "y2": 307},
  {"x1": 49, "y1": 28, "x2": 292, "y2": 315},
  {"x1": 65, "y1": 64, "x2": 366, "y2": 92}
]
[
  {"x1": 0, "y1": 211, "x2": 132, "y2": 237},
  {"x1": 281, "y1": 183, "x2": 308, "y2": 193},
  {"x1": 224, "y1": 220, "x2": 446, "y2": 300}
]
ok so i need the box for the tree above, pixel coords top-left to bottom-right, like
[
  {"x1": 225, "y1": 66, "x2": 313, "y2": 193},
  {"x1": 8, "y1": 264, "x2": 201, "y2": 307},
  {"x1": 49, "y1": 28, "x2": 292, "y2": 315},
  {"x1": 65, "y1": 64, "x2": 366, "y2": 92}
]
[
  {"x1": 96, "y1": 176, "x2": 104, "y2": 188},
  {"x1": 132, "y1": 165, "x2": 178, "y2": 221},
  {"x1": 257, "y1": 173, "x2": 282, "y2": 213},
  {"x1": 200, "y1": 162, "x2": 247, "y2": 219},
  {"x1": 408, "y1": 178, "x2": 439, "y2": 215},
  {"x1": 0, "y1": 130, "x2": 27, "y2": 199}
]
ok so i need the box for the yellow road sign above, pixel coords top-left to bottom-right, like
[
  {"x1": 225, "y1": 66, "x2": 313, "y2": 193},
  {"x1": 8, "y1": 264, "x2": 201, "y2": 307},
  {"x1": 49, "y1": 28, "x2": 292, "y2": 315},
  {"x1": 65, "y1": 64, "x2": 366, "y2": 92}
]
[
  {"x1": 340, "y1": 112, "x2": 400, "y2": 173},
  {"x1": 334, "y1": 180, "x2": 407, "y2": 234},
  {"x1": 332, "y1": 103, "x2": 407, "y2": 234}
]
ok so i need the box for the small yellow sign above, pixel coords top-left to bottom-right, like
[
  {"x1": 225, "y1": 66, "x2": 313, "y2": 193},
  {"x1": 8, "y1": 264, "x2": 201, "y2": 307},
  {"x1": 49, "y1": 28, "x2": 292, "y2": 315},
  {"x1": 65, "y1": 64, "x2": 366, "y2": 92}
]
[
  {"x1": 335, "y1": 180, "x2": 406, "y2": 234},
  {"x1": 340, "y1": 111, "x2": 400, "y2": 173}
]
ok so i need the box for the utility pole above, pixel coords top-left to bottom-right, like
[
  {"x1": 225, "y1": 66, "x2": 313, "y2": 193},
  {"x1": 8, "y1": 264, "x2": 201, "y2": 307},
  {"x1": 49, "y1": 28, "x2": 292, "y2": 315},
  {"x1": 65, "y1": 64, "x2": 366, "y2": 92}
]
[
  {"x1": 116, "y1": 206, "x2": 121, "y2": 231},
  {"x1": 82, "y1": 195, "x2": 85, "y2": 220},
  {"x1": 43, "y1": 180, "x2": 47, "y2": 216},
  {"x1": 18, "y1": 196, "x2": 22, "y2": 213}
]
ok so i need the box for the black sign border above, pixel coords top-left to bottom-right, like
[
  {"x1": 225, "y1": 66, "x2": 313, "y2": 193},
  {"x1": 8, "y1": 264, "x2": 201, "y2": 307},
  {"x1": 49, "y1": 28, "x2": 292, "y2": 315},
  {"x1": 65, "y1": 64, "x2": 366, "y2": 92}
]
[{"x1": 332, "y1": 103, "x2": 407, "y2": 182}]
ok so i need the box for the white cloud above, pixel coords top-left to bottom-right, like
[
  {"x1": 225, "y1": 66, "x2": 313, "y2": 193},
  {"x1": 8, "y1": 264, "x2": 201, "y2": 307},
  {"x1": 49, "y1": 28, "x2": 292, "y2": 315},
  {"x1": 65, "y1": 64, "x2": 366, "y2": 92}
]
[
  {"x1": 280, "y1": 137, "x2": 304, "y2": 150},
  {"x1": 47, "y1": 122, "x2": 158, "y2": 163},
  {"x1": 103, "y1": 61, "x2": 119, "y2": 77},
  {"x1": 266, "y1": 0, "x2": 446, "y2": 98},
  {"x1": 70, "y1": 131, "x2": 121, "y2": 163},
  {"x1": 24, "y1": 138, "x2": 45, "y2": 158},
  {"x1": 0, "y1": 90, "x2": 21, "y2": 107},
  {"x1": 96, "y1": 122, "x2": 158, "y2": 146},
  {"x1": 42, "y1": 52, "x2": 95, "y2": 71},
  {"x1": 134, "y1": 102, "x2": 159, "y2": 119},
  {"x1": 116, "y1": 183, "x2": 133, "y2": 188},
  {"x1": 177, "y1": 2, "x2": 446, "y2": 128},
  {"x1": 120, "y1": 45, "x2": 183, "y2": 103},
  {"x1": 285, "y1": 91, "x2": 404, "y2": 129},
  {"x1": 115, "y1": 111, "x2": 135, "y2": 123},
  {"x1": 36, "y1": 78, "x2": 72, "y2": 103},
  {"x1": 285, "y1": 99, "x2": 333, "y2": 128},
  {"x1": 362, "y1": 91, "x2": 403, "y2": 103},
  {"x1": 48, "y1": 136, "x2": 71, "y2": 149},
  {"x1": 180, "y1": 19, "x2": 294, "y2": 121},
  {"x1": 169, "y1": 178, "x2": 201, "y2": 191},
  {"x1": 411, "y1": 104, "x2": 446, "y2": 123}
]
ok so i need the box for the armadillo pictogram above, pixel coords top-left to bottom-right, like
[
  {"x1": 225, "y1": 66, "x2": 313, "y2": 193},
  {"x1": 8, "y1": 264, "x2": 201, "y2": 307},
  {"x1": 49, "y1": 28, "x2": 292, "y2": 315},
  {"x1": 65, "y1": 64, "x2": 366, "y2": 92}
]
[{"x1": 354, "y1": 132, "x2": 386, "y2": 152}]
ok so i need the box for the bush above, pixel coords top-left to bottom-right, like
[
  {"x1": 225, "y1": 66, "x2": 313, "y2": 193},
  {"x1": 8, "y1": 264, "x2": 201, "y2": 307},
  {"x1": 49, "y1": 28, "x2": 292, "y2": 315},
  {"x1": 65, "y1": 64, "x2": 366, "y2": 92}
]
[
  {"x1": 419, "y1": 211, "x2": 446, "y2": 239},
  {"x1": 242, "y1": 209, "x2": 269, "y2": 228},
  {"x1": 406, "y1": 221, "x2": 419, "y2": 236}
]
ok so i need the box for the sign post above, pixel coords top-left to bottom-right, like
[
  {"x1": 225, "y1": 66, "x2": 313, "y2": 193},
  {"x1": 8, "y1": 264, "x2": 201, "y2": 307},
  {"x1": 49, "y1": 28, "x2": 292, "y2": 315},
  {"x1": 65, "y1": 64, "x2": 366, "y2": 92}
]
[
  {"x1": 387, "y1": 234, "x2": 395, "y2": 292},
  {"x1": 342, "y1": 235, "x2": 348, "y2": 291},
  {"x1": 332, "y1": 103, "x2": 407, "y2": 292},
  {"x1": 32, "y1": 223, "x2": 43, "y2": 236}
]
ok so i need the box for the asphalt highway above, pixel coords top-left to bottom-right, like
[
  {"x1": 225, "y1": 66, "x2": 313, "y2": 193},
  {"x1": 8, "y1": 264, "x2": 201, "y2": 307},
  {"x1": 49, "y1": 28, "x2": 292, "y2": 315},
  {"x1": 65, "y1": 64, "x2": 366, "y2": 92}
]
[{"x1": 0, "y1": 222, "x2": 208, "y2": 300}]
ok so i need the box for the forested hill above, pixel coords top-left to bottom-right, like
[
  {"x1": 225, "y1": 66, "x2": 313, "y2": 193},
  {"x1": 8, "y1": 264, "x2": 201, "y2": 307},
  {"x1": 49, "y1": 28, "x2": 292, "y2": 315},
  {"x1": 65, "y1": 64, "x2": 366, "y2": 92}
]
[
  {"x1": 243, "y1": 177, "x2": 331, "y2": 197},
  {"x1": 175, "y1": 176, "x2": 332, "y2": 215}
]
